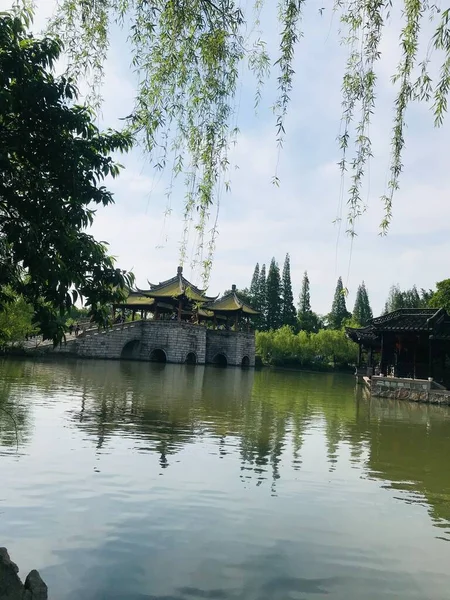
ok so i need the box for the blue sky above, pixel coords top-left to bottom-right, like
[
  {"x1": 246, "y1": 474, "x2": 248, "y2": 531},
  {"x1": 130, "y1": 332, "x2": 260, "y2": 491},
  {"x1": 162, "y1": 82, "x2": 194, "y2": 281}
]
[{"x1": 18, "y1": 0, "x2": 450, "y2": 315}]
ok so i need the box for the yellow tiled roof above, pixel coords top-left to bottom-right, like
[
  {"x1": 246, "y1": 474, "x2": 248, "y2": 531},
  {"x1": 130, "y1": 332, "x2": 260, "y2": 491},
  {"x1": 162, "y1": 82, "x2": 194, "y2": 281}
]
[
  {"x1": 205, "y1": 291, "x2": 259, "y2": 315},
  {"x1": 138, "y1": 268, "x2": 217, "y2": 303}
]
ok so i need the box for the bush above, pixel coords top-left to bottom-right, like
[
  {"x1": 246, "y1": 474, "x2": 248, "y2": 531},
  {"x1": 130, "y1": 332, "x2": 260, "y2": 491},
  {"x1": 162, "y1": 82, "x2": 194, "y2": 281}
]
[{"x1": 255, "y1": 326, "x2": 357, "y2": 369}]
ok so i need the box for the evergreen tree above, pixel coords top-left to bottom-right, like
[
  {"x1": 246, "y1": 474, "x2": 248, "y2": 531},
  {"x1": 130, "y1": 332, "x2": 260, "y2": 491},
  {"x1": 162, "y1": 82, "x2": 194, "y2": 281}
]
[
  {"x1": 329, "y1": 276, "x2": 350, "y2": 329},
  {"x1": 353, "y1": 281, "x2": 373, "y2": 325},
  {"x1": 249, "y1": 263, "x2": 260, "y2": 301},
  {"x1": 281, "y1": 254, "x2": 297, "y2": 329},
  {"x1": 266, "y1": 258, "x2": 282, "y2": 330},
  {"x1": 258, "y1": 263, "x2": 267, "y2": 330},
  {"x1": 297, "y1": 271, "x2": 320, "y2": 332},
  {"x1": 384, "y1": 284, "x2": 424, "y2": 313},
  {"x1": 385, "y1": 284, "x2": 404, "y2": 313},
  {"x1": 403, "y1": 285, "x2": 421, "y2": 308},
  {"x1": 298, "y1": 271, "x2": 311, "y2": 314}
]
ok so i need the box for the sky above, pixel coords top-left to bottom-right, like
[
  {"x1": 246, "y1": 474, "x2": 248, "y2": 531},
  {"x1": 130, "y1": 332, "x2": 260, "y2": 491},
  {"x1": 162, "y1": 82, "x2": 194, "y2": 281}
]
[{"x1": 9, "y1": 0, "x2": 450, "y2": 316}]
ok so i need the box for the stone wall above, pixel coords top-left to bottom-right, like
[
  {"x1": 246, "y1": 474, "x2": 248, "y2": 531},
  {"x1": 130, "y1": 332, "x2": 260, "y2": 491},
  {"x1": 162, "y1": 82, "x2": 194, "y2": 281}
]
[
  {"x1": 51, "y1": 322, "x2": 255, "y2": 367},
  {"x1": 205, "y1": 330, "x2": 255, "y2": 367},
  {"x1": 371, "y1": 376, "x2": 450, "y2": 405}
]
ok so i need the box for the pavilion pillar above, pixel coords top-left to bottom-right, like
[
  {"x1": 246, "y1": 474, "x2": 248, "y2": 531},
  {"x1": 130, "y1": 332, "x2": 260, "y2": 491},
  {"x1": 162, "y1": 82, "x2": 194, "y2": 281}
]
[
  {"x1": 154, "y1": 304, "x2": 159, "y2": 321},
  {"x1": 141, "y1": 310, "x2": 144, "y2": 319},
  {"x1": 357, "y1": 344, "x2": 362, "y2": 368},
  {"x1": 178, "y1": 298, "x2": 182, "y2": 322},
  {"x1": 235, "y1": 313, "x2": 239, "y2": 331},
  {"x1": 429, "y1": 338, "x2": 433, "y2": 379},
  {"x1": 413, "y1": 340, "x2": 417, "y2": 379},
  {"x1": 132, "y1": 310, "x2": 136, "y2": 321},
  {"x1": 368, "y1": 346, "x2": 373, "y2": 367},
  {"x1": 380, "y1": 334, "x2": 384, "y2": 374},
  {"x1": 213, "y1": 314, "x2": 217, "y2": 329},
  {"x1": 247, "y1": 315, "x2": 250, "y2": 333}
]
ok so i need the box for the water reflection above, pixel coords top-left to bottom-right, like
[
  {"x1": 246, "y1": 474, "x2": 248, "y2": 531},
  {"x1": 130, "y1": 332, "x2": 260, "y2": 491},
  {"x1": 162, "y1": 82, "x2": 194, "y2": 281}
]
[{"x1": 1, "y1": 358, "x2": 450, "y2": 599}]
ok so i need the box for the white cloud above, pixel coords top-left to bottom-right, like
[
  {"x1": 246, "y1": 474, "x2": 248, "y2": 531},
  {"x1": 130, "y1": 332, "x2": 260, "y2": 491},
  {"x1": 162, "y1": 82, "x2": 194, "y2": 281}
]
[{"x1": 7, "y1": 0, "x2": 450, "y2": 316}]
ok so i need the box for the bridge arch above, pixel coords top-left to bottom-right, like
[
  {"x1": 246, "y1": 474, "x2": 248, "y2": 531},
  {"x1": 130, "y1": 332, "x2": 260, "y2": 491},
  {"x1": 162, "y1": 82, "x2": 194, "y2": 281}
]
[
  {"x1": 150, "y1": 348, "x2": 167, "y2": 363},
  {"x1": 241, "y1": 355, "x2": 250, "y2": 368},
  {"x1": 121, "y1": 339, "x2": 143, "y2": 360},
  {"x1": 185, "y1": 352, "x2": 197, "y2": 364},
  {"x1": 212, "y1": 353, "x2": 228, "y2": 367}
]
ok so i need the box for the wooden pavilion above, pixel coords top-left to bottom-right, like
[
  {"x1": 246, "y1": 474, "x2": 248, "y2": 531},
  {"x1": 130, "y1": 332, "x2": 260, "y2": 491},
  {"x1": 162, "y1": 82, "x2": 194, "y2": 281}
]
[
  {"x1": 204, "y1": 284, "x2": 260, "y2": 331},
  {"x1": 113, "y1": 266, "x2": 218, "y2": 322},
  {"x1": 346, "y1": 308, "x2": 450, "y2": 387}
]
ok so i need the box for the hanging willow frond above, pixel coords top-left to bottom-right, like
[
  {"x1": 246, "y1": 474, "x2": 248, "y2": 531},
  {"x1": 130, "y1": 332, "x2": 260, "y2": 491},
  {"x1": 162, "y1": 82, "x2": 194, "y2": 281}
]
[{"x1": 29, "y1": 0, "x2": 450, "y2": 277}]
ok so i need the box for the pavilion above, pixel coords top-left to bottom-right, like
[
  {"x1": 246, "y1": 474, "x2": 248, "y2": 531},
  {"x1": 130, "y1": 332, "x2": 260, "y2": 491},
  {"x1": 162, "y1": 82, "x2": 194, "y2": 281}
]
[
  {"x1": 113, "y1": 266, "x2": 218, "y2": 322},
  {"x1": 204, "y1": 285, "x2": 260, "y2": 331},
  {"x1": 346, "y1": 308, "x2": 450, "y2": 387}
]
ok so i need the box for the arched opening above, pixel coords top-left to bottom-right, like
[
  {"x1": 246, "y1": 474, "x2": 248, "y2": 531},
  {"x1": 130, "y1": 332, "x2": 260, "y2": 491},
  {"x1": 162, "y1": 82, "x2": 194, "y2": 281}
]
[
  {"x1": 121, "y1": 340, "x2": 142, "y2": 360},
  {"x1": 150, "y1": 348, "x2": 167, "y2": 363},
  {"x1": 213, "y1": 353, "x2": 228, "y2": 367},
  {"x1": 185, "y1": 352, "x2": 197, "y2": 364},
  {"x1": 241, "y1": 355, "x2": 250, "y2": 368}
]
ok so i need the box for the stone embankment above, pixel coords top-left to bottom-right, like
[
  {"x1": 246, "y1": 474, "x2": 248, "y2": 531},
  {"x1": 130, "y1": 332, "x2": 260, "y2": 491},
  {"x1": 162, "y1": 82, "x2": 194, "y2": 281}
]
[
  {"x1": 0, "y1": 548, "x2": 47, "y2": 600},
  {"x1": 370, "y1": 376, "x2": 450, "y2": 405}
]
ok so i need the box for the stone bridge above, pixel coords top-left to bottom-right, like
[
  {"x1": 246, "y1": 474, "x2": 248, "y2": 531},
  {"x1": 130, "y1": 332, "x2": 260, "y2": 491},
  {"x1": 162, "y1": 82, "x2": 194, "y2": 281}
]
[{"x1": 53, "y1": 321, "x2": 255, "y2": 367}]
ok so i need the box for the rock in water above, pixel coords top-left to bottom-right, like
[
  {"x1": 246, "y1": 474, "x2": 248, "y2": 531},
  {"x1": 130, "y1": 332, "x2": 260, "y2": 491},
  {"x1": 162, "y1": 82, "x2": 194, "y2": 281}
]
[
  {"x1": 23, "y1": 571, "x2": 48, "y2": 599},
  {"x1": 0, "y1": 548, "x2": 23, "y2": 600},
  {"x1": 0, "y1": 548, "x2": 47, "y2": 600}
]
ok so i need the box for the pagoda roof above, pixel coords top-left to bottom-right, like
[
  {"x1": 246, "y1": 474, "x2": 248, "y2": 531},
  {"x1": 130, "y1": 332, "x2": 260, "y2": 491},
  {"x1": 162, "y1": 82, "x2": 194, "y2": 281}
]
[
  {"x1": 114, "y1": 291, "x2": 155, "y2": 308},
  {"x1": 346, "y1": 308, "x2": 450, "y2": 344},
  {"x1": 137, "y1": 267, "x2": 217, "y2": 303},
  {"x1": 204, "y1": 286, "x2": 259, "y2": 315},
  {"x1": 345, "y1": 325, "x2": 378, "y2": 345},
  {"x1": 370, "y1": 308, "x2": 443, "y2": 331}
]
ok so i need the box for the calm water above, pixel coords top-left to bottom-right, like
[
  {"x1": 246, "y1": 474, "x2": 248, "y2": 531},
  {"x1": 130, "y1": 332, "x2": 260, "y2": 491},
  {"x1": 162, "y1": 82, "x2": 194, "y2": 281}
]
[{"x1": 1, "y1": 359, "x2": 450, "y2": 599}]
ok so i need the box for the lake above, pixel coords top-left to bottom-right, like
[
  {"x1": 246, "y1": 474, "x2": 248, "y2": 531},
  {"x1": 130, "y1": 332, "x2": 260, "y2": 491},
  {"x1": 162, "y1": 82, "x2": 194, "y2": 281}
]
[{"x1": 1, "y1": 358, "x2": 450, "y2": 599}]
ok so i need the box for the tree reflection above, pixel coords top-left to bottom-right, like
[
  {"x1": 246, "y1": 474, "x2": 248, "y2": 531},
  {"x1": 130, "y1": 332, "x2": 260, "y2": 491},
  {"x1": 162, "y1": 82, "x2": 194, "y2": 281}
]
[{"x1": 1, "y1": 358, "x2": 450, "y2": 538}]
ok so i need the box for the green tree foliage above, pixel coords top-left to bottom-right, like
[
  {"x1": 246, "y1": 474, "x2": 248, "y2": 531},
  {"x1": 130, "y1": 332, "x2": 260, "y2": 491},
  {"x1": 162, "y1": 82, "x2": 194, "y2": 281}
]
[
  {"x1": 45, "y1": 0, "x2": 450, "y2": 266},
  {"x1": 256, "y1": 326, "x2": 357, "y2": 369},
  {"x1": 429, "y1": 279, "x2": 450, "y2": 313},
  {"x1": 266, "y1": 258, "x2": 282, "y2": 330},
  {"x1": 297, "y1": 270, "x2": 321, "y2": 333},
  {"x1": 329, "y1": 277, "x2": 350, "y2": 329},
  {"x1": 352, "y1": 281, "x2": 373, "y2": 326},
  {"x1": 0, "y1": 12, "x2": 134, "y2": 343},
  {"x1": 258, "y1": 264, "x2": 267, "y2": 330},
  {"x1": 281, "y1": 254, "x2": 297, "y2": 329},
  {"x1": 384, "y1": 284, "x2": 428, "y2": 313},
  {"x1": 0, "y1": 295, "x2": 37, "y2": 348},
  {"x1": 249, "y1": 263, "x2": 260, "y2": 301},
  {"x1": 298, "y1": 271, "x2": 311, "y2": 314}
]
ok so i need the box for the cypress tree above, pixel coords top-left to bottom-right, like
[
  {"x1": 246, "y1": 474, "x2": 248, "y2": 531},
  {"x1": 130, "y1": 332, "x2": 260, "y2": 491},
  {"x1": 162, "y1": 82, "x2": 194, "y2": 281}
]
[
  {"x1": 258, "y1": 263, "x2": 267, "y2": 330},
  {"x1": 353, "y1": 281, "x2": 373, "y2": 325},
  {"x1": 298, "y1": 271, "x2": 311, "y2": 314},
  {"x1": 297, "y1": 271, "x2": 321, "y2": 332},
  {"x1": 281, "y1": 254, "x2": 297, "y2": 328},
  {"x1": 329, "y1": 276, "x2": 350, "y2": 329},
  {"x1": 403, "y1": 285, "x2": 421, "y2": 308},
  {"x1": 266, "y1": 258, "x2": 282, "y2": 330},
  {"x1": 249, "y1": 263, "x2": 260, "y2": 302},
  {"x1": 384, "y1": 284, "x2": 404, "y2": 313}
]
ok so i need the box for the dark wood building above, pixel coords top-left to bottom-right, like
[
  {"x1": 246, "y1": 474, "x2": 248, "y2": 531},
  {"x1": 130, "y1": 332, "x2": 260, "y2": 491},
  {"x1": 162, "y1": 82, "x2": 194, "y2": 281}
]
[{"x1": 346, "y1": 308, "x2": 450, "y2": 387}]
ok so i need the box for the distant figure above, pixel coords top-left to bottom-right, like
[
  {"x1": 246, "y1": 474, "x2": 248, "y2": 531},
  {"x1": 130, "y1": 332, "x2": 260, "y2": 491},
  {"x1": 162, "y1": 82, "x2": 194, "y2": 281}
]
[
  {"x1": 69, "y1": 324, "x2": 74, "y2": 335},
  {"x1": 75, "y1": 323, "x2": 80, "y2": 337}
]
